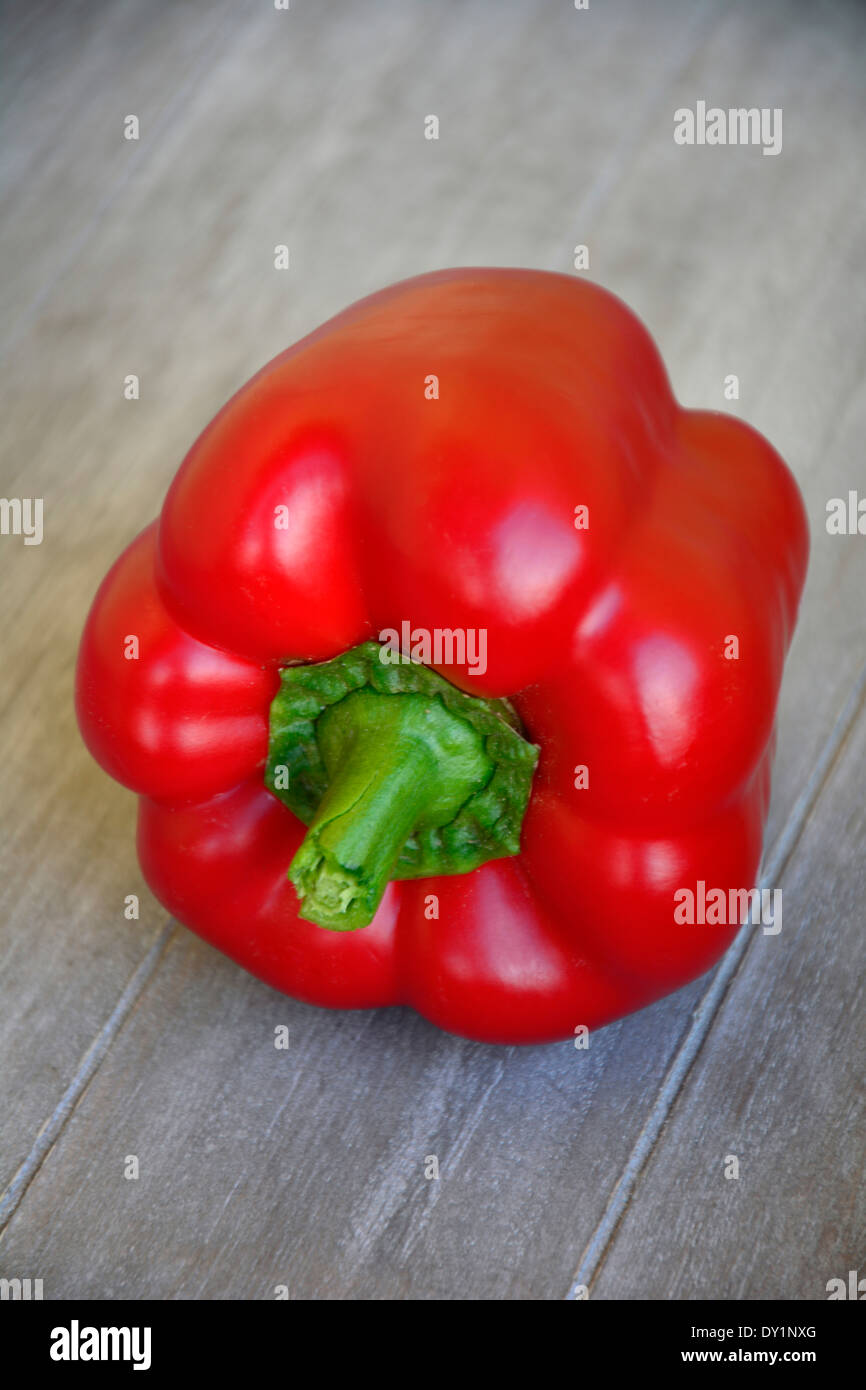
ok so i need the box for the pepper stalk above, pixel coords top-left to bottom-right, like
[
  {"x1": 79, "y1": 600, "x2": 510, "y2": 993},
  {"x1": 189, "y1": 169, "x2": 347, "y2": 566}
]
[{"x1": 265, "y1": 641, "x2": 539, "y2": 931}]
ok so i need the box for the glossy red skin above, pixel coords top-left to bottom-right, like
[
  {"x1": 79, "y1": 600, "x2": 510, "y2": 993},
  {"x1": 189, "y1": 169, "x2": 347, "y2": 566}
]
[{"x1": 76, "y1": 269, "x2": 808, "y2": 1044}]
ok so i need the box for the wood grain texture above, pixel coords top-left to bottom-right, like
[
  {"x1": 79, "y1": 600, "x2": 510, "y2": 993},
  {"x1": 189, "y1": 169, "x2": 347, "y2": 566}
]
[
  {"x1": 0, "y1": 0, "x2": 863, "y2": 1299},
  {"x1": 585, "y1": 689, "x2": 866, "y2": 1300},
  {"x1": 0, "y1": 943, "x2": 708, "y2": 1300},
  {"x1": 0, "y1": 0, "x2": 245, "y2": 349}
]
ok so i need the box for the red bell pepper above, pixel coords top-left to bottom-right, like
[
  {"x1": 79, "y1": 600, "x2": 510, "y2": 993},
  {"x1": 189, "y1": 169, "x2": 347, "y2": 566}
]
[{"x1": 76, "y1": 269, "x2": 808, "y2": 1044}]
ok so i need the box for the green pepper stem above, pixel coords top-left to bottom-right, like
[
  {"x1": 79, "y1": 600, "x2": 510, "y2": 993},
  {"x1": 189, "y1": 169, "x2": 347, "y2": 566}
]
[{"x1": 288, "y1": 690, "x2": 492, "y2": 930}]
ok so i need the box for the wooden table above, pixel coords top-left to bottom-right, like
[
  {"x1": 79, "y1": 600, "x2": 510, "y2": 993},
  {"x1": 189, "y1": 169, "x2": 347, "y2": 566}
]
[{"x1": 1, "y1": 0, "x2": 863, "y2": 1300}]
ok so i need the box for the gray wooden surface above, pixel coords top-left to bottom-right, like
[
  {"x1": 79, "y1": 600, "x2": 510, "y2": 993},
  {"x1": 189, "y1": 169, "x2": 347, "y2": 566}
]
[{"x1": 1, "y1": 0, "x2": 864, "y2": 1300}]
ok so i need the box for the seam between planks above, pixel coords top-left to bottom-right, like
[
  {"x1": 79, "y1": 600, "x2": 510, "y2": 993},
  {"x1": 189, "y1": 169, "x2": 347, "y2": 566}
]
[
  {"x1": 564, "y1": 657, "x2": 866, "y2": 1299},
  {"x1": 0, "y1": 922, "x2": 176, "y2": 1236}
]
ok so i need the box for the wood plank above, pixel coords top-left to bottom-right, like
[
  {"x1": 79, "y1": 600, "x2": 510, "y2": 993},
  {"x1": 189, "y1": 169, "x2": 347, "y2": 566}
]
[
  {"x1": 1, "y1": 0, "x2": 864, "y2": 1298},
  {"x1": 0, "y1": 0, "x2": 245, "y2": 343}
]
